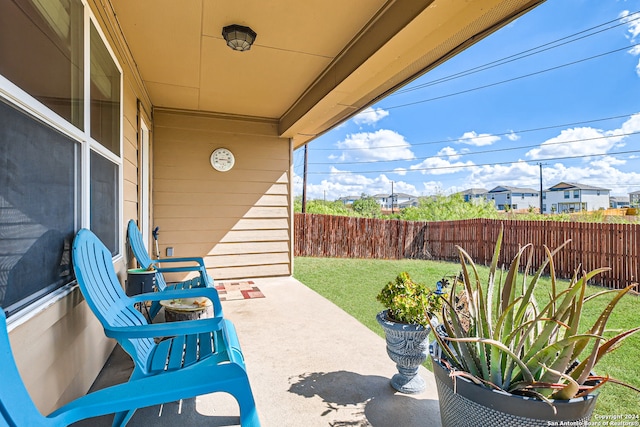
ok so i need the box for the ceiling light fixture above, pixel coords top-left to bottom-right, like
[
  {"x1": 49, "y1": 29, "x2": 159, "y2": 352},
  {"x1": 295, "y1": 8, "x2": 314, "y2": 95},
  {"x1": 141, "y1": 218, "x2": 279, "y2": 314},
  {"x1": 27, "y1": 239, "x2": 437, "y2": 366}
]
[{"x1": 222, "y1": 24, "x2": 257, "y2": 52}]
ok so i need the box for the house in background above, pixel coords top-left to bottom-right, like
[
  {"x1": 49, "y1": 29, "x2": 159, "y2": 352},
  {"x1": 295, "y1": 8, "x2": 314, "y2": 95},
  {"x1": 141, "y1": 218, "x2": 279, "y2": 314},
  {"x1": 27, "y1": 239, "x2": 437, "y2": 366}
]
[
  {"x1": 457, "y1": 188, "x2": 488, "y2": 203},
  {"x1": 543, "y1": 182, "x2": 610, "y2": 213},
  {"x1": 0, "y1": 0, "x2": 547, "y2": 416},
  {"x1": 337, "y1": 196, "x2": 361, "y2": 206},
  {"x1": 609, "y1": 196, "x2": 630, "y2": 208},
  {"x1": 630, "y1": 190, "x2": 640, "y2": 207},
  {"x1": 486, "y1": 186, "x2": 539, "y2": 211},
  {"x1": 373, "y1": 193, "x2": 418, "y2": 210}
]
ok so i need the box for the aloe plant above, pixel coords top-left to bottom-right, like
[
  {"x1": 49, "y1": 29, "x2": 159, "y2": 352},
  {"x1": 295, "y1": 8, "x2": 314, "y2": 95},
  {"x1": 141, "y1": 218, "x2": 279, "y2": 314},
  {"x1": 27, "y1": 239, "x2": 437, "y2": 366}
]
[{"x1": 432, "y1": 226, "x2": 640, "y2": 401}]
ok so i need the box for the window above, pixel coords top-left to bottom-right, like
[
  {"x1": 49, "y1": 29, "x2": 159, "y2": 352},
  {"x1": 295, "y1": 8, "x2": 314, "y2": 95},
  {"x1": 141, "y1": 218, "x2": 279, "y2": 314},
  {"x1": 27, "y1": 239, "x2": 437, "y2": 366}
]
[
  {"x1": 0, "y1": 100, "x2": 77, "y2": 315},
  {"x1": 90, "y1": 23, "x2": 120, "y2": 155},
  {"x1": 90, "y1": 152, "x2": 119, "y2": 255},
  {"x1": 574, "y1": 190, "x2": 579, "y2": 199},
  {"x1": 564, "y1": 191, "x2": 570, "y2": 199},
  {"x1": 0, "y1": 0, "x2": 84, "y2": 129},
  {"x1": 0, "y1": 2, "x2": 122, "y2": 316}
]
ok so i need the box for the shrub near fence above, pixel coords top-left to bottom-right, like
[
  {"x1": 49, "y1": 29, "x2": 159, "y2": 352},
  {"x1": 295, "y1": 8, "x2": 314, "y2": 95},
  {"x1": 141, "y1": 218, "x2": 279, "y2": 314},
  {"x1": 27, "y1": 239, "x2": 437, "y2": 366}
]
[{"x1": 294, "y1": 213, "x2": 640, "y2": 290}]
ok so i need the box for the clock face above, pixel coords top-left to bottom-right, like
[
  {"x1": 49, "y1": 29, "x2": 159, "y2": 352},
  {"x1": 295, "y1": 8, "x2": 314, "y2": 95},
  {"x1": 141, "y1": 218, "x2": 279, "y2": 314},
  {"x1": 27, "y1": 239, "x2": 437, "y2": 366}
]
[{"x1": 210, "y1": 148, "x2": 235, "y2": 172}]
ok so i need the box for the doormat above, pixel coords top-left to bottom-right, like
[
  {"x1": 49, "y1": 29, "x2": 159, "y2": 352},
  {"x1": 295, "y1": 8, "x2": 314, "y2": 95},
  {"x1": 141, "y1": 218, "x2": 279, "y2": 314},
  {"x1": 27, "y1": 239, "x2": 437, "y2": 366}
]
[{"x1": 214, "y1": 280, "x2": 265, "y2": 301}]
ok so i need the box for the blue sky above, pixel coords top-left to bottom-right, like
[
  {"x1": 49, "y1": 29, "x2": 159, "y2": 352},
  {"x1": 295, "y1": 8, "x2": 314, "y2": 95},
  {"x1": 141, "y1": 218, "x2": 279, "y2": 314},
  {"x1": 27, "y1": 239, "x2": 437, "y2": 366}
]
[{"x1": 293, "y1": 0, "x2": 640, "y2": 201}]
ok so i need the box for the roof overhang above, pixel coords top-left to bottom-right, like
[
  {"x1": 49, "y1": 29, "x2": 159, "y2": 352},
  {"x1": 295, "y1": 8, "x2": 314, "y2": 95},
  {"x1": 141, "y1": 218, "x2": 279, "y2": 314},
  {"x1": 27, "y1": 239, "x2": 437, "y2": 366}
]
[{"x1": 108, "y1": 0, "x2": 546, "y2": 149}]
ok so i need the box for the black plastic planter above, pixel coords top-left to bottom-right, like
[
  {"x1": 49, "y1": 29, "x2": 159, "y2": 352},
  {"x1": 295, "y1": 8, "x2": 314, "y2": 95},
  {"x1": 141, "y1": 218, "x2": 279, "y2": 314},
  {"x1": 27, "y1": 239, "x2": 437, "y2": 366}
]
[{"x1": 431, "y1": 357, "x2": 598, "y2": 427}]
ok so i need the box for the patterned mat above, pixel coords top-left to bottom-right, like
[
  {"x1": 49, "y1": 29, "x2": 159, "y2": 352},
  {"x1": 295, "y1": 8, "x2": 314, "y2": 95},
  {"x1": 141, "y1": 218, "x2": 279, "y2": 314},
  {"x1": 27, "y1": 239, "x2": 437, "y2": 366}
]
[{"x1": 215, "y1": 280, "x2": 265, "y2": 301}]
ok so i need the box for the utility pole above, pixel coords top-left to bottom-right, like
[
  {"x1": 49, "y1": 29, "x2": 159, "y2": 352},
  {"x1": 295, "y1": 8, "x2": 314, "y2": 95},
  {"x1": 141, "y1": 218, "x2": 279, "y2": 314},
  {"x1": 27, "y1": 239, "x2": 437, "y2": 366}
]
[
  {"x1": 302, "y1": 143, "x2": 308, "y2": 213},
  {"x1": 391, "y1": 181, "x2": 394, "y2": 214},
  {"x1": 538, "y1": 162, "x2": 545, "y2": 214}
]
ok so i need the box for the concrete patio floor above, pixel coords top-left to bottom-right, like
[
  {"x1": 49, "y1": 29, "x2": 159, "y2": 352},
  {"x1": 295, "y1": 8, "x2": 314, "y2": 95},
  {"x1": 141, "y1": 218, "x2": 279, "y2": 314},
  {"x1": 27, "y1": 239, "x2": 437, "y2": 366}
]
[{"x1": 72, "y1": 277, "x2": 441, "y2": 427}]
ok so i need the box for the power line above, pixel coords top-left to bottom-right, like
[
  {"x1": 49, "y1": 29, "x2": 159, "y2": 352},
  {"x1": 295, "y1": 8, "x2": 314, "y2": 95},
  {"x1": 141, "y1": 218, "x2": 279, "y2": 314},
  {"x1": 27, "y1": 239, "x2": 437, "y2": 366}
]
[
  {"x1": 382, "y1": 42, "x2": 640, "y2": 112},
  {"x1": 308, "y1": 130, "x2": 640, "y2": 165},
  {"x1": 305, "y1": 149, "x2": 640, "y2": 175},
  {"x1": 309, "y1": 112, "x2": 638, "y2": 151},
  {"x1": 393, "y1": 12, "x2": 640, "y2": 95}
]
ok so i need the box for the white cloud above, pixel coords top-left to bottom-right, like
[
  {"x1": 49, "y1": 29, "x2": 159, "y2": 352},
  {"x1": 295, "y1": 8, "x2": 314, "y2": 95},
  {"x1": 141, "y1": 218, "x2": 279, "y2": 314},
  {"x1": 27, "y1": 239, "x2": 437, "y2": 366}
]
[
  {"x1": 410, "y1": 147, "x2": 475, "y2": 175},
  {"x1": 300, "y1": 168, "x2": 419, "y2": 200},
  {"x1": 458, "y1": 131, "x2": 501, "y2": 146},
  {"x1": 394, "y1": 168, "x2": 408, "y2": 176},
  {"x1": 466, "y1": 161, "x2": 539, "y2": 190},
  {"x1": 353, "y1": 107, "x2": 389, "y2": 126},
  {"x1": 621, "y1": 11, "x2": 640, "y2": 76},
  {"x1": 336, "y1": 129, "x2": 415, "y2": 161},
  {"x1": 437, "y1": 146, "x2": 461, "y2": 160},
  {"x1": 506, "y1": 131, "x2": 520, "y2": 141},
  {"x1": 526, "y1": 127, "x2": 612, "y2": 159},
  {"x1": 621, "y1": 11, "x2": 640, "y2": 40},
  {"x1": 526, "y1": 113, "x2": 640, "y2": 160}
]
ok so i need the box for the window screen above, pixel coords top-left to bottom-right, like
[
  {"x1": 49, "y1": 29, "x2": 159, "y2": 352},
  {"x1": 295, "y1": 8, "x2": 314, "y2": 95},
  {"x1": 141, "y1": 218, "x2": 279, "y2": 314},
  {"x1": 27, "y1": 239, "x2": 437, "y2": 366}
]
[
  {"x1": 90, "y1": 151, "x2": 118, "y2": 255},
  {"x1": 0, "y1": 99, "x2": 76, "y2": 315}
]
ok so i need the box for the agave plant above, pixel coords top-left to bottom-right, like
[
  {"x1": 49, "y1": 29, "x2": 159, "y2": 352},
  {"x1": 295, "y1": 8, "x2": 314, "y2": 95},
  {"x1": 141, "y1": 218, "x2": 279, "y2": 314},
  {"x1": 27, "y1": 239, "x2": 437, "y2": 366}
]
[{"x1": 432, "y1": 226, "x2": 640, "y2": 401}]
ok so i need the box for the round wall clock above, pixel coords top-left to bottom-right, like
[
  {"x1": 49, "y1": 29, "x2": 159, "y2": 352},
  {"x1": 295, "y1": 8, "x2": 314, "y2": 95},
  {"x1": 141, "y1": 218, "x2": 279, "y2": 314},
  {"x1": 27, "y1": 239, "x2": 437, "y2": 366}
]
[{"x1": 210, "y1": 148, "x2": 235, "y2": 172}]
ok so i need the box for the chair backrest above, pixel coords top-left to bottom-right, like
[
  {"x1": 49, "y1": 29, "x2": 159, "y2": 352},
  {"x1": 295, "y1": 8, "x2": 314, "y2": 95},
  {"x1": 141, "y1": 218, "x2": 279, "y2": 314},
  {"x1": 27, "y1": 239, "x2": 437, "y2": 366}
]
[
  {"x1": 0, "y1": 309, "x2": 52, "y2": 427},
  {"x1": 127, "y1": 220, "x2": 168, "y2": 291},
  {"x1": 72, "y1": 229, "x2": 154, "y2": 368}
]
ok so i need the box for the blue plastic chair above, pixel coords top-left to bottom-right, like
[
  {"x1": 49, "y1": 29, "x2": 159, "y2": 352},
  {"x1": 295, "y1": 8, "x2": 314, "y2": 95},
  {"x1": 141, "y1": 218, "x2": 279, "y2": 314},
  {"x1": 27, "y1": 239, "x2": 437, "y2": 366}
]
[
  {"x1": 126, "y1": 220, "x2": 217, "y2": 319},
  {"x1": 0, "y1": 307, "x2": 258, "y2": 426},
  {"x1": 72, "y1": 228, "x2": 259, "y2": 426}
]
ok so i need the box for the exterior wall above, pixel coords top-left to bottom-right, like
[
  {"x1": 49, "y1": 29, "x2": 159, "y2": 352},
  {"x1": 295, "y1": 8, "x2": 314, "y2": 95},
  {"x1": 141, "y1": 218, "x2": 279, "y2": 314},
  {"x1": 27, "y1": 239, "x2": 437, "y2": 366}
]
[
  {"x1": 153, "y1": 110, "x2": 292, "y2": 281},
  {"x1": 544, "y1": 191, "x2": 572, "y2": 213},
  {"x1": 487, "y1": 193, "x2": 510, "y2": 210},
  {"x1": 580, "y1": 190, "x2": 609, "y2": 211},
  {"x1": 543, "y1": 189, "x2": 609, "y2": 213},
  {"x1": 488, "y1": 192, "x2": 538, "y2": 210},
  {"x1": 511, "y1": 194, "x2": 539, "y2": 210},
  {"x1": 7, "y1": 1, "x2": 153, "y2": 414}
]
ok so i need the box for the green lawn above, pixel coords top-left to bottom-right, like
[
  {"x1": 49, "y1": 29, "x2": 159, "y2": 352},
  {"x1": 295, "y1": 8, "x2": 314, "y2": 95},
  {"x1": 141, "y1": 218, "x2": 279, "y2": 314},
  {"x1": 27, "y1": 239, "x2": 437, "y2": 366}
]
[{"x1": 293, "y1": 256, "x2": 640, "y2": 417}]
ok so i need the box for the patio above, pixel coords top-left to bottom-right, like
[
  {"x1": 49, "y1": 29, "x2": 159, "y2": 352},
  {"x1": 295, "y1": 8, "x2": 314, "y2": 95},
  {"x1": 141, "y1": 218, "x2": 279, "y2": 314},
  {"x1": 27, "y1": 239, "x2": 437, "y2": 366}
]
[{"x1": 71, "y1": 276, "x2": 440, "y2": 427}]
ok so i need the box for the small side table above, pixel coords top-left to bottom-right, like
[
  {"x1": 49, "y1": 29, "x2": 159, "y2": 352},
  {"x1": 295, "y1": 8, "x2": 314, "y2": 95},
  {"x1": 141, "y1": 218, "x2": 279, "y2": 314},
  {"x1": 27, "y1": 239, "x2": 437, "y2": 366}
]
[{"x1": 160, "y1": 297, "x2": 213, "y2": 322}]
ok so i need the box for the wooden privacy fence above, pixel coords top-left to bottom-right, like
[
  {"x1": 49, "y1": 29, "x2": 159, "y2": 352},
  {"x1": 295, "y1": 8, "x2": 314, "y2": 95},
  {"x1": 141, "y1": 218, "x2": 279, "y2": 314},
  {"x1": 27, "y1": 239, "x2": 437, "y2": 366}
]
[{"x1": 294, "y1": 213, "x2": 640, "y2": 289}]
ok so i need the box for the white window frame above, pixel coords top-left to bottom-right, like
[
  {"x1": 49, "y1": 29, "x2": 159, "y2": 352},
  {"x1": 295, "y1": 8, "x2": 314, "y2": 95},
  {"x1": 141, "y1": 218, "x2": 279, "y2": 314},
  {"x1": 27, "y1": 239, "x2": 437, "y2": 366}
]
[{"x1": 0, "y1": 0, "x2": 123, "y2": 322}]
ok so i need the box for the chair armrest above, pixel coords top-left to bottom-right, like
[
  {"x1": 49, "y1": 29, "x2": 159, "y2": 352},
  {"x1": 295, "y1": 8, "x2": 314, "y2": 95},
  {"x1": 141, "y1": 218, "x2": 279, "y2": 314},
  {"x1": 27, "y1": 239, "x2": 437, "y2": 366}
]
[
  {"x1": 129, "y1": 288, "x2": 222, "y2": 314},
  {"x1": 105, "y1": 316, "x2": 223, "y2": 339},
  {"x1": 156, "y1": 265, "x2": 206, "y2": 274},
  {"x1": 151, "y1": 257, "x2": 205, "y2": 267}
]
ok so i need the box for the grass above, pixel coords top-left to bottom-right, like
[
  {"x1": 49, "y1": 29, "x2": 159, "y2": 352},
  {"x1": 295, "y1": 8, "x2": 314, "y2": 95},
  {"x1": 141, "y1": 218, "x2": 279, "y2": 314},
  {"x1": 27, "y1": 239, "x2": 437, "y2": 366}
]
[{"x1": 293, "y1": 256, "x2": 640, "y2": 417}]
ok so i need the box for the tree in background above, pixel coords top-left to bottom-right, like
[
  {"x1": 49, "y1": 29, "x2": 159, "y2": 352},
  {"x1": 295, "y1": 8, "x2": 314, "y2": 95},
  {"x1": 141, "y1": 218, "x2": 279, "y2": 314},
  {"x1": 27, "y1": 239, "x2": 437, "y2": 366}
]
[
  {"x1": 294, "y1": 197, "x2": 354, "y2": 216},
  {"x1": 351, "y1": 195, "x2": 382, "y2": 218},
  {"x1": 399, "y1": 193, "x2": 499, "y2": 221}
]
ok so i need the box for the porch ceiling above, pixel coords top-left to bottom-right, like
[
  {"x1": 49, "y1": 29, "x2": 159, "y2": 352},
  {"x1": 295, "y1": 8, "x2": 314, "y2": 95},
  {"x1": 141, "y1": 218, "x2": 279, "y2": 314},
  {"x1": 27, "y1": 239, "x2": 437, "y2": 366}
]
[{"x1": 109, "y1": 0, "x2": 544, "y2": 148}]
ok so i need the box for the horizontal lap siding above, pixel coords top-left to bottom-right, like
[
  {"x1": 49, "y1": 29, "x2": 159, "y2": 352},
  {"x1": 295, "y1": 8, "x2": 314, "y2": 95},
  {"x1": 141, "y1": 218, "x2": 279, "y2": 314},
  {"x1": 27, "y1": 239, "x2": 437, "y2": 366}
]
[
  {"x1": 294, "y1": 214, "x2": 639, "y2": 289},
  {"x1": 154, "y1": 111, "x2": 291, "y2": 281}
]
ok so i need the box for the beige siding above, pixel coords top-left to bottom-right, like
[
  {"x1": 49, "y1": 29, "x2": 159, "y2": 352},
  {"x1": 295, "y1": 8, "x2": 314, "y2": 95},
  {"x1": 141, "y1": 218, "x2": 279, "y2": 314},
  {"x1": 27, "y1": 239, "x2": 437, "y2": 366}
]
[
  {"x1": 8, "y1": 1, "x2": 153, "y2": 414},
  {"x1": 154, "y1": 110, "x2": 292, "y2": 281}
]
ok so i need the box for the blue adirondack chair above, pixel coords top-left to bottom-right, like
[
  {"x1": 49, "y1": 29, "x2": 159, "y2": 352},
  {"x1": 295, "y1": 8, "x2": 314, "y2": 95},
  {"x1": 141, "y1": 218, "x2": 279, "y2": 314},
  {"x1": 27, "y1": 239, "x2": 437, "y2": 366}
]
[
  {"x1": 126, "y1": 220, "x2": 217, "y2": 319},
  {"x1": 72, "y1": 228, "x2": 259, "y2": 427},
  {"x1": 0, "y1": 307, "x2": 259, "y2": 426}
]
